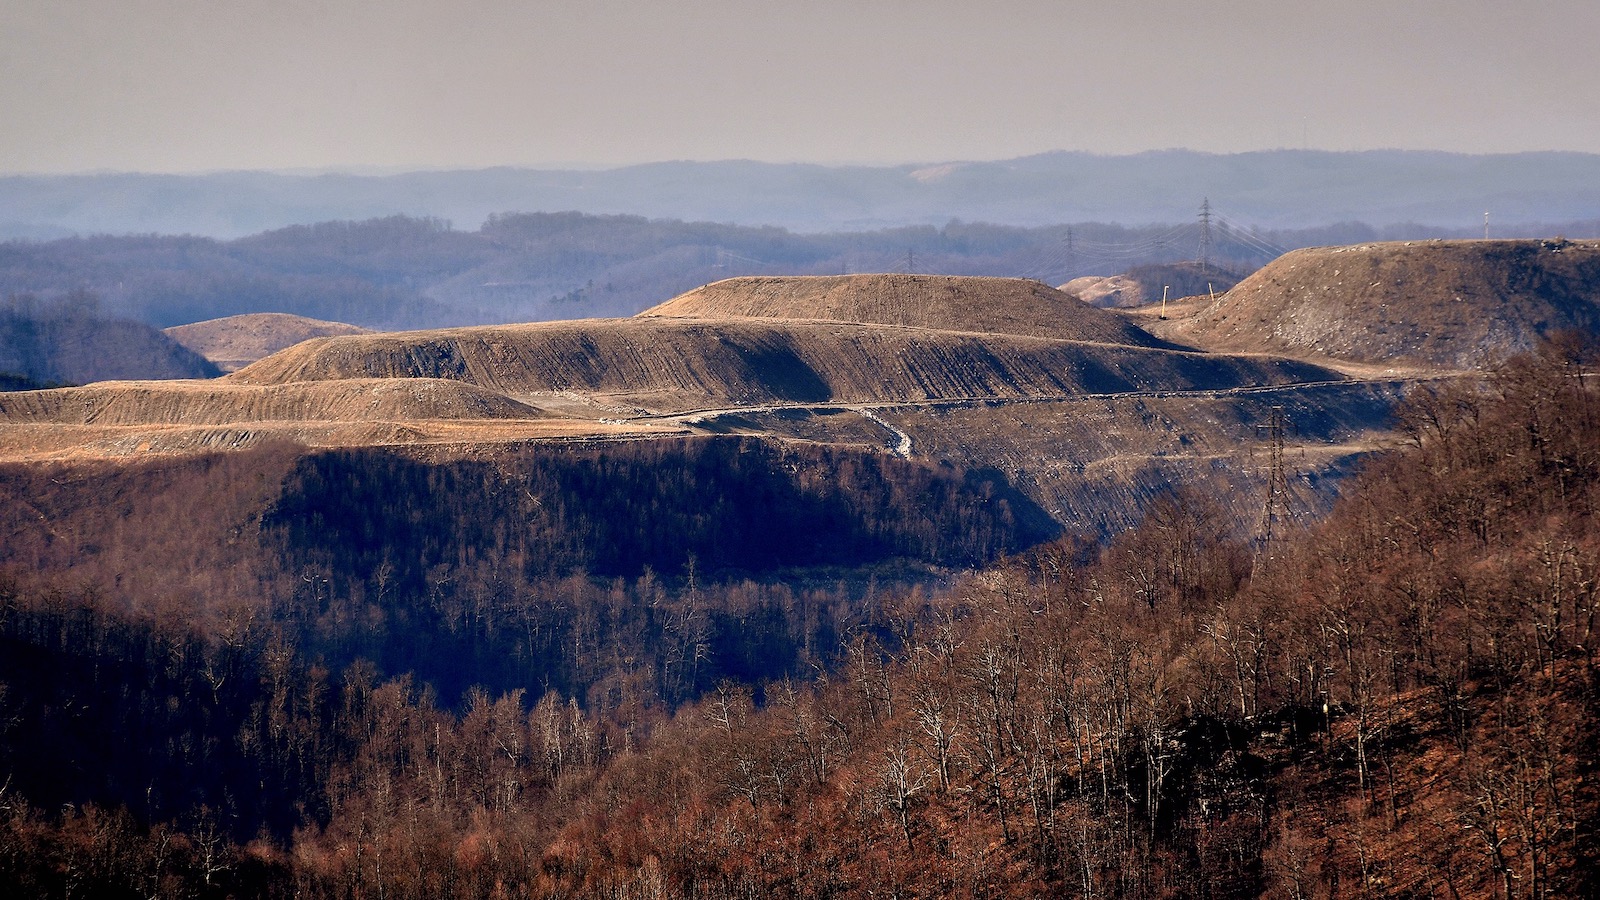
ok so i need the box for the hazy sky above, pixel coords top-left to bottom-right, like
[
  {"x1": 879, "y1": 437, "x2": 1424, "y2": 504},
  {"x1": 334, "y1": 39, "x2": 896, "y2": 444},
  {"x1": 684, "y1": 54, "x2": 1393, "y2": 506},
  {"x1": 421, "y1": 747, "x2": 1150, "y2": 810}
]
[{"x1": 3, "y1": 0, "x2": 1597, "y2": 174}]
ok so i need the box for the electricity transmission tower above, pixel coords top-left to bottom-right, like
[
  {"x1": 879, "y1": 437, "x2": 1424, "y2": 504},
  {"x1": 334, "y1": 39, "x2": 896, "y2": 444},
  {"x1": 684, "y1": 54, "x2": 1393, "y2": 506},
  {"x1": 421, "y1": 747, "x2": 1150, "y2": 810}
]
[
  {"x1": 1254, "y1": 405, "x2": 1290, "y2": 563},
  {"x1": 1198, "y1": 198, "x2": 1214, "y2": 273}
]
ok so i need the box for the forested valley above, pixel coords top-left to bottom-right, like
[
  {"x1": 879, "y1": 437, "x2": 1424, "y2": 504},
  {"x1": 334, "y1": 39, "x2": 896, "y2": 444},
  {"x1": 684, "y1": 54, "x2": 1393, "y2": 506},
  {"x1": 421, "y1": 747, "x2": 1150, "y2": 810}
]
[{"x1": 1, "y1": 343, "x2": 1596, "y2": 898}]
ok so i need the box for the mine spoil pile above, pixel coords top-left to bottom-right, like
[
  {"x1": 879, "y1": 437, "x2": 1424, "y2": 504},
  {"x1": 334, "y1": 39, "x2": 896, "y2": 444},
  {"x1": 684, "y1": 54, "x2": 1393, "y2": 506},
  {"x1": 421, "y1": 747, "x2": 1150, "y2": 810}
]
[
  {"x1": 7, "y1": 245, "x2": 1596, "y2": 528},
  {"x1": 164, "y1": 312, "x2": 371, "y2": 372},
  {"x1": 1161, "y1": 238, "x2": 1600, "y2": 370},
  {"x1": 0, "y1": 258, "x2": 1523, "y2": 531}
]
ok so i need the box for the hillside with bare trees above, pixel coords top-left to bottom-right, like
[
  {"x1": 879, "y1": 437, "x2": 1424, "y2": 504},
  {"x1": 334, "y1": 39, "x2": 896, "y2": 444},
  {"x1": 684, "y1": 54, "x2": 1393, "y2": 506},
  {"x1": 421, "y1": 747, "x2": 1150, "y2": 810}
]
[
  {"x1": 1, "y1": 293, "x2": 220, "y2": 386},
  {"x1": 1, "y1": 342, "x2": 1595, "y2": 898}
]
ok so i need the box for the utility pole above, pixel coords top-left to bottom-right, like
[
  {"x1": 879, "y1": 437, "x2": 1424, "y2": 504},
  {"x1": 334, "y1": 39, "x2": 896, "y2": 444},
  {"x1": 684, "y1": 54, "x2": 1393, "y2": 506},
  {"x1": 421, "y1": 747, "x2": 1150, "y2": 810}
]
[
  {"x1": 1484, "y1": 211, "x2": 1490, "y2": 241},
  {"x1": 1198, "y1": 198, "x2": 1214, "y2": 273}
]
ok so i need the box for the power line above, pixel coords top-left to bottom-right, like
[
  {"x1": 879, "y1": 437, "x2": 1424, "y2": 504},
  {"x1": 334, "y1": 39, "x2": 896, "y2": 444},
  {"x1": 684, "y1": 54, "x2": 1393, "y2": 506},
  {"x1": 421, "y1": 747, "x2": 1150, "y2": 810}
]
[
  {"x1": 1254, "y1": 405, "x2": 1291, "y2": 568},
  {"x1": 1019, "y1": 203, "x2": 1293, "y2": 282},
  {"x1": 1211, "y1": 214, "x2": 1292, "y2": 257}
]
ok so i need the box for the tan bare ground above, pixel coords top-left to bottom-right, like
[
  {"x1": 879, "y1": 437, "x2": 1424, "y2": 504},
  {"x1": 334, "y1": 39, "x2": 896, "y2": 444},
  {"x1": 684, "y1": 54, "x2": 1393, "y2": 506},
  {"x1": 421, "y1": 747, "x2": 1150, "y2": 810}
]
[
  {"x1": 639, "y1": 274, "x2": 1161, "y2": 345},
  {"x1": 0, "y1": 378, "x2": 548, "y2": 426},
  {"x1": 0, "y1": 418, "x2": 679, "y2": 463},
  {"x1": 0, "y1": 271, "x2": 1414, "y2": 528},
  {"x1": 1065, "y1": 262, "x2": 1243, "y2": 310},
  {"x1": 679, "y1": 378, "x2": 1405, "y2": 533},
  {"x1": 904, "y1": 393, "x2": 1395, "y2": 532},
  {"x1": 165, "y1": 313, "x2": 371, "y2": 372},
  {"x1": 1117, "y1": 296, "x2": 1213, "y2": 323},
  {"x1": 227, "y1": 316, "x2": 1336, "y2": 415},
  {"x1": 1158, "y1": 239, "x2": 1600, "y2": 371},
  {"x1": 1126, "y1": 303, "x2": 1445, "y2": 380},
  {"x1": 1065, "y1": 274, "x2": 1150, "y2": 308}
]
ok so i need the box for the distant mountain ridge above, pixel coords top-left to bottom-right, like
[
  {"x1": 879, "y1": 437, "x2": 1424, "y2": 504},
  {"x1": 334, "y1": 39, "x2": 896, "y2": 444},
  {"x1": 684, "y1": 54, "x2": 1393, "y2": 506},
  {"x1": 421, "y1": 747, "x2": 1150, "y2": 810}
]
[
  {"x1": 0, "y1": 213, "x2": 1309, "y2": 331},
  {"x1": 4, "y1": 150, "x2": 1599, "y2": 239}
]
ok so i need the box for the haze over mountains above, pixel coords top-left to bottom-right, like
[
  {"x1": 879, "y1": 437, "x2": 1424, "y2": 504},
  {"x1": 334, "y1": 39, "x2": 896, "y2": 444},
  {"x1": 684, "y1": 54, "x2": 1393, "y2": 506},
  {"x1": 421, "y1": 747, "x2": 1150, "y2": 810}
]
[
  {"x1": 0, "y1": 293, "x2": 219, "y2": 388},
  {"x1": 0, "y1": 212, "x2": 1294, "y2": 331},
  {"x1": 5, "y1": 150, "x2": 1600, "y2": 240}
]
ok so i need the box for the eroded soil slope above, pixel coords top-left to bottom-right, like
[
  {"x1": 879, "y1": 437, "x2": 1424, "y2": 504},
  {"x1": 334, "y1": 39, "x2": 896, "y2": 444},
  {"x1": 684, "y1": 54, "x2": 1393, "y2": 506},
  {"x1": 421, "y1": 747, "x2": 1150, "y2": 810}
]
[{"x1": 0, "y1": 378, "x2": 545, "y2": 426}]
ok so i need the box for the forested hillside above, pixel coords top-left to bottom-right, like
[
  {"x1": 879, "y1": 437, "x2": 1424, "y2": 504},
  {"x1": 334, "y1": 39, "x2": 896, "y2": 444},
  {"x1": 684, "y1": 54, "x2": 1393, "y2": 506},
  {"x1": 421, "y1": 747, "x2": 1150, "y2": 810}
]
[
  {"x1": 1, "y1": 342, "x2": 1594, "y2": 897},
  {"x1": 0, "y1": 435, "x2": 1053, "y2": 710},
  {"x1": 0, "y1": 212, "x2": 1500, "y2": 331},
  {"x1": 1, "y1": 292, "x2": 220, "y2": 387}
]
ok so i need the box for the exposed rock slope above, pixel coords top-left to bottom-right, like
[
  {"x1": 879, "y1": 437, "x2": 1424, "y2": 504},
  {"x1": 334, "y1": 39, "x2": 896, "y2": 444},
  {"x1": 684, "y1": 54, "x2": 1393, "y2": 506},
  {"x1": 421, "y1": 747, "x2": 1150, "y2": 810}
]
[{"x1": 0, "y1": 272, "x2": 1390, "y2": 534}]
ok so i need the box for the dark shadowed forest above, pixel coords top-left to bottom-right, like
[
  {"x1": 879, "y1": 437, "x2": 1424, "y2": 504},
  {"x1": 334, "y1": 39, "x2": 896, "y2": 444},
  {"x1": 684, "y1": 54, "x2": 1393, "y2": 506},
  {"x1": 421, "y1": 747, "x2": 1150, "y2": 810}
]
[
  {"x1": 0, "y1": 436, "x2": 1054, "y2": 712},
  {"x1": 1, "y1": 342, "x2": 1596, "y2": 897}
]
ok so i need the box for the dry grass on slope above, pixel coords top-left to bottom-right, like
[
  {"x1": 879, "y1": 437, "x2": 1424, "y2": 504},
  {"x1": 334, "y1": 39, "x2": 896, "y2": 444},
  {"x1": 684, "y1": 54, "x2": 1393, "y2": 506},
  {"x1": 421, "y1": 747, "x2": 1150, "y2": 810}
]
[
  {"x1": 0, "y1": 419, "x2": 672, "y2": 463},
  {"x1": 231, "y1": 318, "x2": 1339, "y2": 415},
  {"x1": 165, "y1": 312, "x2": 371, "y2": 372},
  {"x1": 0, "y1": 377, "x2": 545, "y2": 426},
  {"x1": 640, "y1": 274, "x2": 1165, "y2": 346},
  {"x1": 1164, "y1": 239, "x2": 1600, "y2": 371}
]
